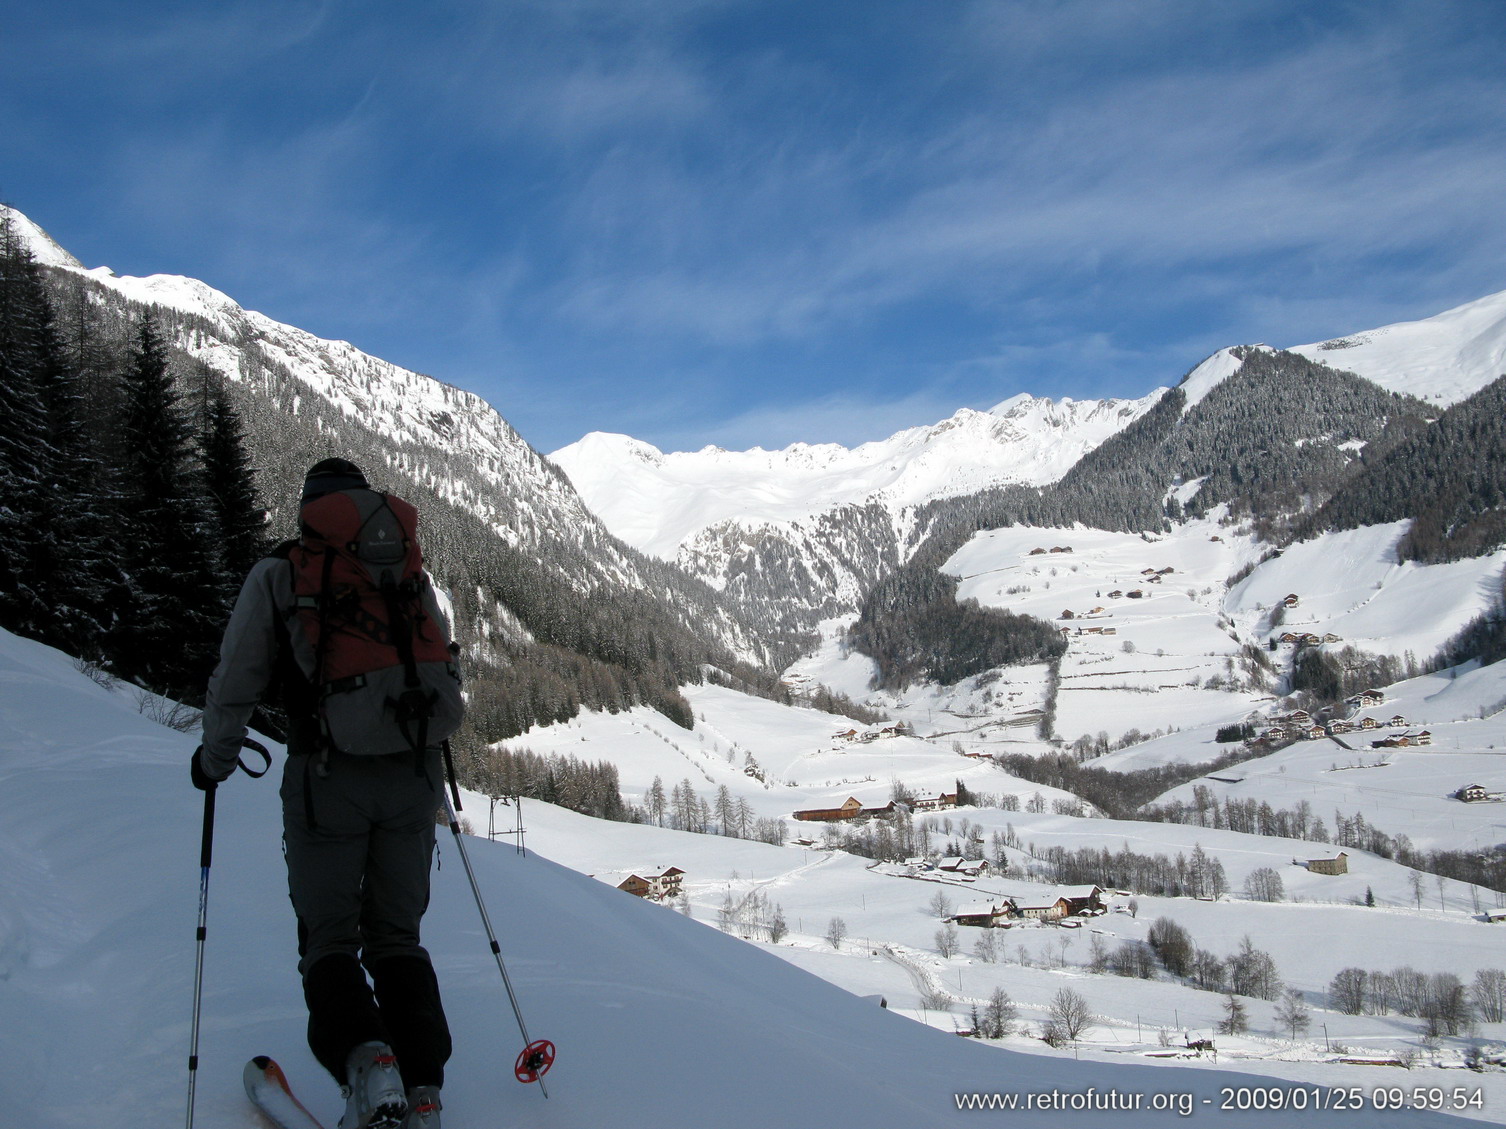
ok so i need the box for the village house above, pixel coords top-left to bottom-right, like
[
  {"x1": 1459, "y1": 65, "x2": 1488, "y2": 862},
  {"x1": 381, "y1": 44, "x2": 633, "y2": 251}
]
[
  {"x1": 1058, "y1": 885, "x2": 1106, "y2": 915},
  {"x1": 936, "y1": 857, "x2": 989, "y2": 877},
  {"x1": 1107, "y1": 590, "x2": 1123, "y2": 599},
  {"x1": 1016, "y1": 896, "x2": 1071, "y2": 921},
  {"x1": 793, "y1": 797, "x2": 866, "y2": 822},
  {"x1": 1308, "y1": 852, "x2": 1349, "y2": 876},
  {"x1": 1414, "y1": 730, "x2": 1432, "y2": 746},
  {"x1": 913, "y1": 792, "x2": 959, "y2": 812},
  {"x1": 1357, "y1": 716, "x2": 1381, "y2": 730},
  {"x1": 951, "y1": 900, "x2": 1017, "y2": 928},
  {"x1": 1389, "y1": 715, "x2": 1408, "y2": 728},
  {"x1": 1457, "y1": 783, "x2": 1489, "y2": 803},
  {"x1": 1126, "y1": 589, "x2": 1145, "y2": 599},
  {"x1": 1347, "y1": 689, "x2": 1386, "y2": 708},
  {"x1": 1283, "y1": 593, "x2": 1300, "y2": 608},
  {"x1": 1301, "y1": 724, "x2": 1327, "y2": 740},
  {"x1": 617, "y1": 866, "x2": 686, "y2": 901}
]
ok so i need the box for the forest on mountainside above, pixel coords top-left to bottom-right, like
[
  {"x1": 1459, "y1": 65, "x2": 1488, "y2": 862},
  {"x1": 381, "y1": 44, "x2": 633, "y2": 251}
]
[
  {"x1": 0, "y1": 215, "x2": 756, "y2": 747},
  {"x1": 1305, "y1": 373, "x2": 1506, "y2": 563}
]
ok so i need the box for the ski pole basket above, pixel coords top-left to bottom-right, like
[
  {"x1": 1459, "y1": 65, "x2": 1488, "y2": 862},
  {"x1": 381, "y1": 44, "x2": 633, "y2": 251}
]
[{"x1": 514, "y1": 1040, "x2": 556, "y2": 1084}]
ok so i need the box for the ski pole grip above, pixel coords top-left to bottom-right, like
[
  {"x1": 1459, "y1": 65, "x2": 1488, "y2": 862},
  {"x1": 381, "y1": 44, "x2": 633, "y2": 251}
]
[
  {"x1": 199, "y1": 785, "x2": 217, "y2": 870},
  {"x1": 237, "y1": 738, "x2": 272, "y2": 779}
]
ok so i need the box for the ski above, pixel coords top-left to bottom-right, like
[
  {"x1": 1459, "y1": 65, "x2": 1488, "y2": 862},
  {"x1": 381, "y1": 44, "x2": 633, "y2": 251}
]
[{"x1": 245, "y1": 1056, "x2": 327, "y2": 1129}]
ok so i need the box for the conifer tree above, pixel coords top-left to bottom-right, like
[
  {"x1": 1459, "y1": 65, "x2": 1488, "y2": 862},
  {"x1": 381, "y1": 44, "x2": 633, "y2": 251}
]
[
  {"x1": 0, "y1": 215, "x2": 55, "y2": 636},
  {"x1": 108, "y1": 315, "x2": 224, "y2": 698},
  {"x1": 197, "y1": 378, "x2": 267, "y2": 586}
]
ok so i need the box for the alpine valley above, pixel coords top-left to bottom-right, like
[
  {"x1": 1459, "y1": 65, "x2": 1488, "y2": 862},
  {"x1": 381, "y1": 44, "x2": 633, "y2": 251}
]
[{"x1": 4, "y1": 202, "x2": 1506, "y2": 1126}]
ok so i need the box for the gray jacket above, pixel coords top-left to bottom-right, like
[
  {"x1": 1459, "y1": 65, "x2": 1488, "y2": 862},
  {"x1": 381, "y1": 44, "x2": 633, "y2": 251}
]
[{"x1": 200, "y1": 553, "x2": 454, "y2": 780}]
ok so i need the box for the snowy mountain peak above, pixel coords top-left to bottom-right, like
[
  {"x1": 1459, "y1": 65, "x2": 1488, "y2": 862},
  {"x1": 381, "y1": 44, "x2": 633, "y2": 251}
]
[
  {"x1": 550, "y1": 390, "x2": 1164, "y2": 562},
  {"x1": 1176, "y1": 346, "x2": 1280, "y2": 415},
  {"x1": 1, "y1": 205, "x2": 84, "y2": 270},
  {"x1": 1291, "y1": 288, "x2": 1506, "y2": 406}
]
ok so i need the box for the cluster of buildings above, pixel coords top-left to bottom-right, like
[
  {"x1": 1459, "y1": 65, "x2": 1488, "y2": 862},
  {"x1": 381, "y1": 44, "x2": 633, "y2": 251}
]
[
  {"x1": 793, "y1": 790, "x2": 958, "y2": 822},
  {"x1": 831, "y1": 723, "x2": 912, "y2": 744},
  {"x1": 1251, "y1": 691, "x2": 1436, "y2": 748},
  {"x1": 950, "y1": 884, "x2": 1106, "y2": 927}
]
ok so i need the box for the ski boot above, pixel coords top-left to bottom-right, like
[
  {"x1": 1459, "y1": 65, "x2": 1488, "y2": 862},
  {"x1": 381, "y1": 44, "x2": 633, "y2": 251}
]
[{"x1": 338, "y1": 1042, "x2": 407, "y2": 1129}]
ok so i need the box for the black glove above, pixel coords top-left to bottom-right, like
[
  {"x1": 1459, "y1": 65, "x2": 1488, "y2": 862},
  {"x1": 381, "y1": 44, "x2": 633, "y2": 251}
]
[{"x1": 190, "y1": 745, "x2": 226, "y2": 791}]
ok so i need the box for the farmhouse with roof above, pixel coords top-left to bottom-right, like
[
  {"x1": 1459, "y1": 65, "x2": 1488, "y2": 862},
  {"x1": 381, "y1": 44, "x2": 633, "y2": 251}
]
[
  {"x1": 951, "y1": 900, "x2": 1017, "y2": 928},
  {"x1": 617, "y1": 866, "x2": 686, "y2": 901},
  {"x1": 1307, "y1": 852, "x2": 1349, "y2": 876}
]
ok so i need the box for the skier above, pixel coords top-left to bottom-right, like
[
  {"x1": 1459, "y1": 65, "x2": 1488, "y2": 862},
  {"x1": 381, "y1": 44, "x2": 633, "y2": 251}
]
[{"x1": 193, "y1": 458, "x2": 454, "y2": 1129}]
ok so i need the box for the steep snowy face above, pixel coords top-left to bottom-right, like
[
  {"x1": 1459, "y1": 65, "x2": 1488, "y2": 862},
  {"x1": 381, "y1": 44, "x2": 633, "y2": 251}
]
[
  {"x1": 5, "y1": 205, "x2": 596, "y2": 550},
  {"x1": 551, "y1": 391, "x2": 1165, "y2": 561},
  {"x1": 0, "y1": 207, "x2": 83, "y2": 270},
  {"x1": 1176, "y1": 346, "x2": 1274, "y2": 414},
  {"x1": 1290, "y1": 288, "x2": 1506, "y2": 407}
]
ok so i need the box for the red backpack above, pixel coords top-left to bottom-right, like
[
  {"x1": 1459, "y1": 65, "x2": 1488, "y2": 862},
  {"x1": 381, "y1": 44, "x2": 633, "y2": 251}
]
[{"x1": 289, "y1": 488, "x2": 464, "y2": 757}]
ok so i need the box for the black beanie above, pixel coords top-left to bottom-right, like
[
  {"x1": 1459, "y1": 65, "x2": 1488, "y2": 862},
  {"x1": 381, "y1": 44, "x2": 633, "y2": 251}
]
[{"x1": 302, "y1": 457, "x2": 369, "y2": 503}]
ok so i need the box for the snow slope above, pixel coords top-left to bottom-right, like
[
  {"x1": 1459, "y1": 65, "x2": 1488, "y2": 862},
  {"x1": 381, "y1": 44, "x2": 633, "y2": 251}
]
[
  {"x1": 1291, "y1": 290, "x2": 1506, "y2": 407},
  {"x1": 2, "y1": 629, "x2": 1493, "y2": 1127}
]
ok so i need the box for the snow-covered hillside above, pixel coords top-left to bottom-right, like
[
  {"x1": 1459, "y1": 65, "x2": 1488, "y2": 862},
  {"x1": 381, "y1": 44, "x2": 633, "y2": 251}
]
[
  {"x1": 11, "y1": 629, "x2": 1496, "y2": 1127},
  {"x1": 1292, "y1": 290, "x2": 1506, "y2": 407}
]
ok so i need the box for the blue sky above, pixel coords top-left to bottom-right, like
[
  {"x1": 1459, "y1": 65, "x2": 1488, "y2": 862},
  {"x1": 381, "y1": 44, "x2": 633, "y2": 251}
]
[{"x1": 5, "y1": 1, "x2": 1505, "y2": 454}]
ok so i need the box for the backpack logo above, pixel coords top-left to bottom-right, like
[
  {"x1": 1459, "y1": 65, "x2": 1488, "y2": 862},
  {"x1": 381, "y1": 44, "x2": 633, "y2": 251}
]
[{"x1": 289, "y1": 488, "x2": 464, "y2": 757}]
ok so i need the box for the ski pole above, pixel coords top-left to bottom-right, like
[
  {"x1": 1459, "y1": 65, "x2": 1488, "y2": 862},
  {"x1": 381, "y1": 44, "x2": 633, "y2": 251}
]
[
  {"x1": 441, "y1": 793, "x2": 554, "y2": 1097},
  {"x1": 185, "y1": 739, "x2": 270, "y2": 1129},
  {"x1": 186, "y1": 781, "x2": 216, "y2": 1129}
]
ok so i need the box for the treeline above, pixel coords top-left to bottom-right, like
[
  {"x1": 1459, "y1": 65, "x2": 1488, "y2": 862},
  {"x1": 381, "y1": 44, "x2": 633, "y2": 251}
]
[
  {"x1": 1026, "y1": 841, "x2": 1229, "y2": 900},
  {"x1": 0, "y1": 216, "x2": 264, "y2": 703},
  {"x1": 1328, "y1": 966, "x2": 1498, "y2": 1037},
  {"x1": 642, "y1": 775, "x2": 788, "y2": 846},
  {"x1": 1144, "y1": 788, "x2": 1506, "y2": 894},
  {"x1": 463, "y1": 745, "x2": 632, "y2": 822},
  {"x1": 1142, "y1": 787, "x2": 1332, "y2": 843},
  {"x1": 1289, "y1": 645, "x2": 1425, "y2": 702},
  {"x1": 849, "y1": 565, "x2": 1065, "y2": 690},
  {"x1": 992, "y1": 748, "x2": 1268, "y2": 820},
  {"x1": 1306, "y1": 373, "x2": 1506, "y2": 564}
]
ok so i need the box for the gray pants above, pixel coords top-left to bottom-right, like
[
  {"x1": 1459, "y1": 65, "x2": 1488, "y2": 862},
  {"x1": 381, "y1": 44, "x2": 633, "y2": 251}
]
[
  {"x1": 281, "y1": 749, "x2": 451, "y2": 1086},
  {"x1": 282, "y1": 749, "x2": 442, "y2": 971}
]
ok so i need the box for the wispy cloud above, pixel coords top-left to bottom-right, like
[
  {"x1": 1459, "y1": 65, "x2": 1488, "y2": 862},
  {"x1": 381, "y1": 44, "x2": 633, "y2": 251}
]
[{"x1": 9, "y1": 1, "x2": 1505, "y2": 454}]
